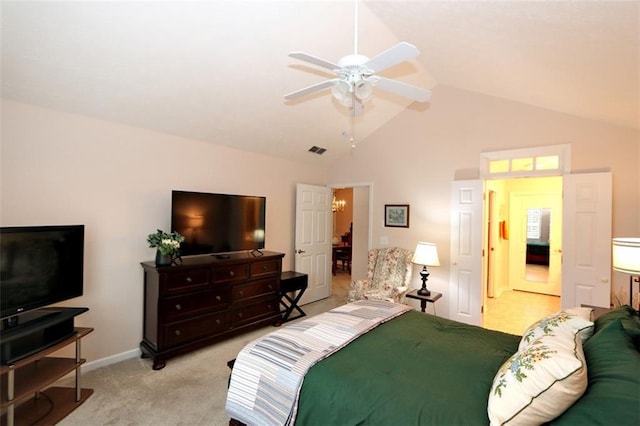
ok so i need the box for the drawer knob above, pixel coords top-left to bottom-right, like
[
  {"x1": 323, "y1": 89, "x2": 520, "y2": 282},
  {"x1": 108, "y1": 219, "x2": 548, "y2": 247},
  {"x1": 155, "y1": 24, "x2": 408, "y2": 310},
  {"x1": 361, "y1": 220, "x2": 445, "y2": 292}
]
[
  {"x1": 175, "y1": 330, "x2": 181, "y2": 336},
  {"x1": 238, "y1": 312, "x2": 243, "y2": 318},
  {"x1": 263, "y1": 265, "x2": 268, "y2": 270},
  {"x1": 229, "y1": 271, "x2": 235, "y2": 277},
  {"x1": 216, "y1": 319, "x2": 221, "y2": 325},
  {"x1": 267, "y1": 304, "x2": 272, "y2": 309},
  {"x1": 239, "y1": 291, "x2": 244, "y2": 297},
  {"x1": 175, "y1": 304, "x2": 182, "y2": 311},
  {"x1": 215, "y1": 295, "x2": 221, "y2": 301},
  {"x1": 186, "y1": 277, "x2": 192, "y2": 283},
  {"x1": 268, "y1": 284, "x2": 273, "y2": 290}
]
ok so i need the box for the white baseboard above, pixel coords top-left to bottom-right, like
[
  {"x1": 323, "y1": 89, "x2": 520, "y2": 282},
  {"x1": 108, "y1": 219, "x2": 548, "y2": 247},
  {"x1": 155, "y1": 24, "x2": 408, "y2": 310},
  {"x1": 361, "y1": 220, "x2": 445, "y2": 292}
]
[{"x1": 81, "y1": 348, "x2": 140, "y2": 373}]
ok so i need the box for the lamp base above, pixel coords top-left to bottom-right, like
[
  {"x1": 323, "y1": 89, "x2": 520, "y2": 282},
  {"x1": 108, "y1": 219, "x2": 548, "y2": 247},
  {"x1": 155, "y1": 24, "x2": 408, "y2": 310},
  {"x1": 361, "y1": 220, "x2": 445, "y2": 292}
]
[{"x1": 418, "y1": 266, "x2": 431, "y2": 296}]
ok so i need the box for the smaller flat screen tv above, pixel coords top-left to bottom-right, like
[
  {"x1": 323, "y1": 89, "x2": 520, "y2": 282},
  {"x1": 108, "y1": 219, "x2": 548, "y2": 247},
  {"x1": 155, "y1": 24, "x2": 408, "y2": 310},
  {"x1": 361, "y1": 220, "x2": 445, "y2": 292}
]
[
  {"x1": 0, "y1": 225, "x2": 85, "y2": 320},
  {"x1": 171, "y1": 191, "x2": 266, "y2": 256}
]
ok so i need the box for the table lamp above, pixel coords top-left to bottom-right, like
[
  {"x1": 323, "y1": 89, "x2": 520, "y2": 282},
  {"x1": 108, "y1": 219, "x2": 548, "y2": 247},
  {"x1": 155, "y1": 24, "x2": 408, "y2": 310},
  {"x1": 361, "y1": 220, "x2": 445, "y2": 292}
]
[
  {"x1": 412, "y1": 242, "x2": 440, "y2": 296},
  {"x1": 612, "y1": 238, "x2": 640, "y2": 309}
]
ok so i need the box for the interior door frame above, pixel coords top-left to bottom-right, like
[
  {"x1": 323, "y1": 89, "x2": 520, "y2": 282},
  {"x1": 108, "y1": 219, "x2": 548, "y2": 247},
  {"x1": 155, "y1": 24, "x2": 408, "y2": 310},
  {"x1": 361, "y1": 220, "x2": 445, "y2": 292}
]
[{"x1": 329, "y1": 182, "x2": 373, "y2": 283}]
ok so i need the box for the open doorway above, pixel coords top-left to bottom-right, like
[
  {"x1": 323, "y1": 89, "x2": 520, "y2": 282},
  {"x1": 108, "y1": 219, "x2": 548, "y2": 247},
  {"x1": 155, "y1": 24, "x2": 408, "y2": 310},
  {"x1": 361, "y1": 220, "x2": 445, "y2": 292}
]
[
  {"x1": 483, "y1": 176, "x2": 562, "y2": 335},
  {"x1": 330, "y1": 184, "x2": 371, "y2": 303},
  {"x1": 332, "y1": 187, "x2": 353, "y2": 301}
]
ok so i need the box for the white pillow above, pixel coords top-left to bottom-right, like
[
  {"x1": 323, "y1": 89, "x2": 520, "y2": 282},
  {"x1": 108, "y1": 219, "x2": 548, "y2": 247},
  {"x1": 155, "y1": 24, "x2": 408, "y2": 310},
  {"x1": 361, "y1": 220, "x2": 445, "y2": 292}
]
[
  {"x1": 519, "y1": 310, "x2": 594, "y2": 351},
  {"x1": 487, "y1": 332, "x2": 588, "y2": 425}
]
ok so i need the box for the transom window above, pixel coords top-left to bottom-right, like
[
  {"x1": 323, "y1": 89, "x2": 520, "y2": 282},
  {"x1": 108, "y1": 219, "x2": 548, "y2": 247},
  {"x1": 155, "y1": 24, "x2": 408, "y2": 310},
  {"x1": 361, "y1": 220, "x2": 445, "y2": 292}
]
[{"x1": 481, "y1": 144, "x2": 570, "y2": 179}]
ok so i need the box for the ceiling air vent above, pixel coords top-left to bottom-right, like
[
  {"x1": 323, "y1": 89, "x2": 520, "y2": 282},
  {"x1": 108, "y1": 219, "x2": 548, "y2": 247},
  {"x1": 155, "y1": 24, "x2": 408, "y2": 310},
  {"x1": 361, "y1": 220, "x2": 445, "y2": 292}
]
[{"x1": 308, "y1": 146, "x2": 327, "y2": 155}]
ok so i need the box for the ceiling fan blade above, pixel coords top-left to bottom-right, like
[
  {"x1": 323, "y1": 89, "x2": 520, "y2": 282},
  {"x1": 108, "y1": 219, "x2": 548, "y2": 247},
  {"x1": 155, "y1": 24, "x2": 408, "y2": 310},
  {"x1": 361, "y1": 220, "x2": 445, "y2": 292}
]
[
  {"x1": 365, "y1": 42, "x2": 420, "y2": 73},
  {"x1": 289, "y1": 52, "x2": 340, "y2": 72},
  {"x1": 374, "y1": 77, "x2": 431, "y2": 103},
  {"x1": 284, "y1": 79, "x2": 339, "y2": 100}
]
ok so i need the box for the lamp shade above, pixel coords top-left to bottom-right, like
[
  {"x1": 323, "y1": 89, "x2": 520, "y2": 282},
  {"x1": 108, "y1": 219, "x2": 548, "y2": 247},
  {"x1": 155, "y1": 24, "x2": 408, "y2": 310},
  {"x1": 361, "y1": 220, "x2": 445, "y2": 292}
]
[
  {"x1": 612, "y1": 238, "x2": 640, "y2": 274},
  {"x1": 412, "y1": 242, "x2": 440, "y2": 267}
]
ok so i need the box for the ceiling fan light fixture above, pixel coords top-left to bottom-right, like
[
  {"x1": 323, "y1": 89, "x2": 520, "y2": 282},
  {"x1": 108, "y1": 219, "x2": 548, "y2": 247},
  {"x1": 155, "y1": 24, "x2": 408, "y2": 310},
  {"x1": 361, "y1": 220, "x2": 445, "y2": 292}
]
[{"x1": 332, "y1": 79, "x2": 353, "y2": 106}]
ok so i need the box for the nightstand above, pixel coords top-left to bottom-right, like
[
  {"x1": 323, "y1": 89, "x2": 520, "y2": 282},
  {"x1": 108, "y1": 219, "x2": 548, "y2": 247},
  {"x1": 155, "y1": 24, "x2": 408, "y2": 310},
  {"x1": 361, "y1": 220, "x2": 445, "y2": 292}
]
[
  {"x1": 581, "y1": 304, "x2": 611, "y2": 320},
  {"x1": 405, "y1": 290, "x2": 442, "y2": 315}
]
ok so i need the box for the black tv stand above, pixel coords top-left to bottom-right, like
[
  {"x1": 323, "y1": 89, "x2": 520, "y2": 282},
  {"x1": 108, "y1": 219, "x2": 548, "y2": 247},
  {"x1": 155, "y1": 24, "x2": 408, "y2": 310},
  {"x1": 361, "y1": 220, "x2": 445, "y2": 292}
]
[
  {"x1": 0, "y1": 307, "x2": 88, "y2": 364},
  {"x1": 2, "y1": 309, "x2": 62, "y2": 330}
]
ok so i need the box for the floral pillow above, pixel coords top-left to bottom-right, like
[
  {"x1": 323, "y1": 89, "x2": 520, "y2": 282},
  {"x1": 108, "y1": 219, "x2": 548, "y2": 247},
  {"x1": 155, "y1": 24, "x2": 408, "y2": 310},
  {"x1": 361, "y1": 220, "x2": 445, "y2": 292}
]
[
  {"x1": 519, "y1": 310, "x2": 594, "y2": 351},
  {"x1": 488, "y1": 331, "x2": 588, "y2": 425}
]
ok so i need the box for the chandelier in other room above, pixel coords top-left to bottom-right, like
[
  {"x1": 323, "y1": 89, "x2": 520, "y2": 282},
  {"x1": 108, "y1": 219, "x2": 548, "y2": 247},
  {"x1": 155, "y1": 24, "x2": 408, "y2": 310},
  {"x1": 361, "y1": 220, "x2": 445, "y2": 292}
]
[{"x1": 332, "y1": 195, "x2": 346, "y2": 212}]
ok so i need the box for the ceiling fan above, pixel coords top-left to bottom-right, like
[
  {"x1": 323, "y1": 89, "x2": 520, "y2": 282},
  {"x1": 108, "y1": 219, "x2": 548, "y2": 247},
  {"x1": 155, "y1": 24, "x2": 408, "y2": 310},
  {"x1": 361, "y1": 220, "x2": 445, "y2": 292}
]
[{"x1": 284, "y1": 1, "x2": 431, "y2": 109}]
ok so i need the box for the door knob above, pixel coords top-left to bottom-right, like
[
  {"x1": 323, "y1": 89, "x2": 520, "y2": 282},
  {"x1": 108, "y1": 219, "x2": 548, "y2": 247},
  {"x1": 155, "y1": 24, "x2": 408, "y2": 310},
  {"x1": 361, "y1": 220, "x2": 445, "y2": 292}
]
[{"x1": 296, "y1": 249, "x2": 306, "y2": 254}]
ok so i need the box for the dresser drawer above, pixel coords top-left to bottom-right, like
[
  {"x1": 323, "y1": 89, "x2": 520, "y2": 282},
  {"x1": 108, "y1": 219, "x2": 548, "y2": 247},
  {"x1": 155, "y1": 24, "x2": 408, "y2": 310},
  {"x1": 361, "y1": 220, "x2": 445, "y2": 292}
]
[
  {"x1": 251, "y1": 259, "x2": 281, "y2": 278},
  {"x1": 161, "y1": 288, "x2": 229, "y2": 322},
  {"x1": 230, "y1": 298, "x2": 279, "y2": 327},
  {"x1": 232, "y1": 278, "x2": 278, "y2": 303},
  {"x1": 162, "y1": 268, "x2": 211, "y2": 293},
  {"x1": 214, "y1": 264, "x2": 249, "y2": 283},
  {"x1": 163, "y1": 312, "x2": 229, "y2": 348}
]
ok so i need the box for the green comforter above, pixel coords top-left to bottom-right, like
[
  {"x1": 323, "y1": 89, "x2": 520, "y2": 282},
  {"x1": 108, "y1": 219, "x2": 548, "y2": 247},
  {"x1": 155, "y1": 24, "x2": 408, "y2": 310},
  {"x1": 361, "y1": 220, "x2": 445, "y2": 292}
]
[{"x1": 295, "y1": 311, "x2": 520, "y2": 425}]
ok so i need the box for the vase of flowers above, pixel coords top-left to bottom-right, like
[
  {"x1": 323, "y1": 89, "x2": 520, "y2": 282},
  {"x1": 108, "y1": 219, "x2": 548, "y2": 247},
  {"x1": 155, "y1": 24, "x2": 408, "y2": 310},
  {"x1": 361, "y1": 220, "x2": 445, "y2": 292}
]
[{"x1": 147, "y1": 229, "x2": 185, "y2": 266}]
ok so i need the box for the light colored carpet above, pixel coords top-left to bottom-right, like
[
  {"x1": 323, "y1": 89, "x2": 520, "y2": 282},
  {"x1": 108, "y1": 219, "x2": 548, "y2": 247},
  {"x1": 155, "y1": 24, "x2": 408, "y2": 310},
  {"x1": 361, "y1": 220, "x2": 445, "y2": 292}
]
[{"x1": 56, "y1": 273, "x2": 352, "y2": 426}]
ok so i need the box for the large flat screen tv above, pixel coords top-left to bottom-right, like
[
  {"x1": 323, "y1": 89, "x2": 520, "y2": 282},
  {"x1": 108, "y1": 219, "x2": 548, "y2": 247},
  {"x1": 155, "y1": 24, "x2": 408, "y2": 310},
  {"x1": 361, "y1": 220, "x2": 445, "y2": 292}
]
[
  {"x1": 0, "y1": 225, "x2": 85, "y2": 320},
  {"x1": 171, "y1": 190, "x2": 266, "y2": 256}
]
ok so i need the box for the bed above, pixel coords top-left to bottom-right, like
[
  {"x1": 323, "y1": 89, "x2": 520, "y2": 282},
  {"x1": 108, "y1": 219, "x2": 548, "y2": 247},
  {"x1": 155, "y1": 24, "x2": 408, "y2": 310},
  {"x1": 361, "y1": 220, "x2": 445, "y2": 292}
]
[{"x1": 225, "y1": 301, "x2": 640, "y2": 425}]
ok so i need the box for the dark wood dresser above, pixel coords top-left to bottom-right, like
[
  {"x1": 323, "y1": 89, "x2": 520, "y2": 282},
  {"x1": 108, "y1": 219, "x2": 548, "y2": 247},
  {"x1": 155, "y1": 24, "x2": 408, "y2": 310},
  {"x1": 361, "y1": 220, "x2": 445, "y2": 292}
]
[{"x1": 140, "y1": 251, "x2": 284, "y2": 370}]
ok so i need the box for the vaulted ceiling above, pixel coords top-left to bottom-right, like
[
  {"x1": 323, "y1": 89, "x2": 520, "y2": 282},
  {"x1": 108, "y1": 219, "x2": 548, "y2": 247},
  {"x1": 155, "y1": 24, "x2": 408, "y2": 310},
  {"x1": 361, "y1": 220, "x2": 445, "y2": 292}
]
[{"x1": 2, "y1": 1, "x2": 638, "y2": 165}]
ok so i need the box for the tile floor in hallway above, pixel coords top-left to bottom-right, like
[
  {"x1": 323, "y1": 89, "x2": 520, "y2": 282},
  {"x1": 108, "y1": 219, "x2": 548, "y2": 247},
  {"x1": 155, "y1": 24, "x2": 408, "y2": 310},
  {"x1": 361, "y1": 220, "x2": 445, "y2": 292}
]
[{"x1": 483, "y1": 289, "x2": 561, "y2": 335}]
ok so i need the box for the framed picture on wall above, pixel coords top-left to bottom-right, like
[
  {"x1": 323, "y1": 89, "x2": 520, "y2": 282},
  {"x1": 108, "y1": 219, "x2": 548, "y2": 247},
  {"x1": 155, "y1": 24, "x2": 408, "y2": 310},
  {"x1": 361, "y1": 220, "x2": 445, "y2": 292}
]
[{"x1": 384, "y1": 204, "x2": 410, "y2": 228}]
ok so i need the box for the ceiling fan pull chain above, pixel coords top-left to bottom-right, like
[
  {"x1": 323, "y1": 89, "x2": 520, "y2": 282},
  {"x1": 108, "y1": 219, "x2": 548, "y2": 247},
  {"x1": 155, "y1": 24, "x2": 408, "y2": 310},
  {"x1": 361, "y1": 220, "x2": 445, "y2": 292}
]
[{"x1": 350, "y1": 95, "x2": 357, "y2": 148}]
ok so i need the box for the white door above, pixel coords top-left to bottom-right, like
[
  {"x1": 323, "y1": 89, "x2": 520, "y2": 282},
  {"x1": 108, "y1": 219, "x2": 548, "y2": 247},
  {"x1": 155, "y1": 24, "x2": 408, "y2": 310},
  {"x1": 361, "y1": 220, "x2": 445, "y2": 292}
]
[
  {"x1": 295, "y1": 183, "x2": 332, "y2": 305},
  {"x1": 509, "y1": 193, "x2": 562, "y2": 296},
  {"x1": 561, "y1": 172, "x2": 612, "y2": 308},
  {"x1": 450, "y1": 180, "x2": 484, "y2": 326}
]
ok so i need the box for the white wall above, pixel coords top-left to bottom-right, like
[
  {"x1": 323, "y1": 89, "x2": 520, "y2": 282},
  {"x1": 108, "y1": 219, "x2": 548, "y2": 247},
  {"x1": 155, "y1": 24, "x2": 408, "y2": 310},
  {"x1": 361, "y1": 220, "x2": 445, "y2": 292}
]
[
  {"x1": 329, "y1": 85, "x2": 639, "y2": 317},
  {"x1": 1, "y1": 100, "x2": 328, "y2": 362},
  {"x1": 351, "y1": 186, "x2": 370, "y2": 280}
]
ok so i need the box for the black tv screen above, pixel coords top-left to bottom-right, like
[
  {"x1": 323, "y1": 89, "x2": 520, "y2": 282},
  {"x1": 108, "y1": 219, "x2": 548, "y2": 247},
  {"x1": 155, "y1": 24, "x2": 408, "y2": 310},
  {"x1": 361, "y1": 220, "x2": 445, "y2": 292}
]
[
  {"x1": 0, "y1": 225, "x2": 84, "y2": 320},
  {"x1": 171, "y1": 191, "x2": 266, "y2": 256}
]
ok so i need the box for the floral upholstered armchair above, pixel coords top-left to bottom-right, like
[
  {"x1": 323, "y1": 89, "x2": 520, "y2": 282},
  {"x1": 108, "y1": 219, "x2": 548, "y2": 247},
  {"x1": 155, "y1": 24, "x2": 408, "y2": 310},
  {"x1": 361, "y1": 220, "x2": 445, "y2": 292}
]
[{"x1": 347, "y1": 247, "x2": 414, "y2": 303}]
